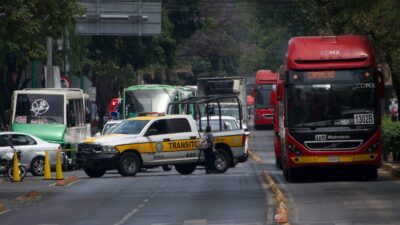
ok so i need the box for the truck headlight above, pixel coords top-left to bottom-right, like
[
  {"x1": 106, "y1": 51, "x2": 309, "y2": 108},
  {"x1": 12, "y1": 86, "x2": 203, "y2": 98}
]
[{"x1": 102, "y1": 146, "x2": 118, "y2": 153}]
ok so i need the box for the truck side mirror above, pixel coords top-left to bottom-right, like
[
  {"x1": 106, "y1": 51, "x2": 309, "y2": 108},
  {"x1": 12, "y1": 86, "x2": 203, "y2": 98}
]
[
  {"x1": 145, "y1": 129, "x2": 158, "y2": 136},
  {"x1": 250, "y1": 88, "x2": 255, "y2": 97}
]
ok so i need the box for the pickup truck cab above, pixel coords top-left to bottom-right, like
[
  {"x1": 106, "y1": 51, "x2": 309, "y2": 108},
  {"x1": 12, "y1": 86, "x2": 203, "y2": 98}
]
[{"x1": 76, "y1": 114, "x2": 247, "y2": 177}]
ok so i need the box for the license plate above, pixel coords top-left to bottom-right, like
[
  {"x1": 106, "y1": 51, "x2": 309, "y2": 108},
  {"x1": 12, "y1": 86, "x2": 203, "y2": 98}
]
[
  {"x1": 354, "y1": 113, "x2": 374, "y2": 125},
  {"x1": 328, "y1": 156, "x2": 340, "y2": 162}
]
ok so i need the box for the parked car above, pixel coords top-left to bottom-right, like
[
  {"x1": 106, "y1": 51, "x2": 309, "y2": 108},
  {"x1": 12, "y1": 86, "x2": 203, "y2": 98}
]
[{"x1": 0, "y1": 132, "x2": 62, "y2": 176}]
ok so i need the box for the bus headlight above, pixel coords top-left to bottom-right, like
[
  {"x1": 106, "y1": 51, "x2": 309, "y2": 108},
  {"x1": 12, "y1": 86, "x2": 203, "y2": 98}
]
[
  {"x1": 288, "y1": 144, "x2": 302, "y2": 155},
  {"x1": 102, "y1": 146, "x2": 118, "y2": 153},
  {"x1": 367, "y1": 141, "x2": 380, "y2": 153}
]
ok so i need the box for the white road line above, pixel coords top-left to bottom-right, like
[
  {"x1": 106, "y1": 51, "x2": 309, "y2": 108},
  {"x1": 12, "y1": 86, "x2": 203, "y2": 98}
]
[
  {"x1": 138, "y1": 204, "x2": 144, "y2": 208},
  {"x1": 183, "y1": 219, "x2": 207, "y2": 225},
  {"x1": 113, "y1": 209, "x2": 139, "y2": 225},
  {"x1": 0, "y1": 209, "x2": 11, "y2": 216},
  {"x1": 143, "y1": 198, "x2": 149, "y2": 202}
]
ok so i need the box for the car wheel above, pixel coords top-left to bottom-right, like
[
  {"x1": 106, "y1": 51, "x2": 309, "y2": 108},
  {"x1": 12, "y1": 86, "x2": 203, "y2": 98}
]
[
  {"x1": 30, "y1": 156, "x2": 45, "y2": 176},
  {"x1": 162, "y1": 165, "x2": 173, "y2": 171},
  {"x1": 117, "y1": 152, "x2": 141, "y2": 176},
  {"x1": 175, "y1": 163, "x2": 197, "y2": 175},
  {"x1": 213, "y1": 150, "x2": 229, "y2": 173},
  {"x1": 83, "y1": 167, "x2": 106, "y2": 178}
]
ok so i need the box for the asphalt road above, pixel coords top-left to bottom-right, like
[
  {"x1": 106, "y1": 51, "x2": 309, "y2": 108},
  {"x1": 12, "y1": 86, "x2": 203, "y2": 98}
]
[
  {"x1": 251, "y1": 127, "x2": 400, "y2": 225},
  {"x1": 0, "y1": 146, "x2": 269, "y2": 225}
]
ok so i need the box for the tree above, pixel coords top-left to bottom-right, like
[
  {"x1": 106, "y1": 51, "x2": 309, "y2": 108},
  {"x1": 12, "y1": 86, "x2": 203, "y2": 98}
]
[{"x1": 0, "y1": 0, "x2": 82, "y2": 126}]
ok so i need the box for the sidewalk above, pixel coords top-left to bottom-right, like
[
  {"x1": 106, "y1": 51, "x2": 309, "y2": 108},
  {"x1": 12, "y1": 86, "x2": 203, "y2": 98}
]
[{"x1": 382, "y1": 161, "x2": 400, "y2": 177}]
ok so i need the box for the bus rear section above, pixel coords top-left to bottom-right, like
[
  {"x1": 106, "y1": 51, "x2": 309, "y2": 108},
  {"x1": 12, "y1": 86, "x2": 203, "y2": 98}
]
[
  {"x1": 280, "y1": 35, "x2": 384, "y2": 181},
  {"x1": 253, "y1": 70, "x2": 278, "y2": 130}
]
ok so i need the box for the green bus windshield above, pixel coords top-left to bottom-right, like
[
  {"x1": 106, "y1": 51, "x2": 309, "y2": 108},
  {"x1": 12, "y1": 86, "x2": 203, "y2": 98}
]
[{"x1": 14, "y1": 94, "x2": 64, "y2": 124}]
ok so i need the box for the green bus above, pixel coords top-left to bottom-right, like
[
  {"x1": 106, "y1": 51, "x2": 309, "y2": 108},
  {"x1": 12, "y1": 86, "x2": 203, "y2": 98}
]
[
  {"x1": 11, "y1": 88, "x2": 91, "y2": 168},
  {"x1": 122, "y1": 84, "x2": 196, "y2": 118}
]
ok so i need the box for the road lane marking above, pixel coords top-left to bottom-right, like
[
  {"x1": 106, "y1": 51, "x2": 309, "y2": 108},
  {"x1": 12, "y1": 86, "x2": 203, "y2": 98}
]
[
  {"x1": 183, "y1": 219, "x2": 207, "y2": 225},
  {"x1": 113, "y1": 209, "x2": 139, "y2": 225}
]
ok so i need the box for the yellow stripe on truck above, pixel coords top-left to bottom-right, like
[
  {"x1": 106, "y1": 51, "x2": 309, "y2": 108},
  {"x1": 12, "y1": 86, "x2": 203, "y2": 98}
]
[
  {"x1": 290, "y1": 153, "x2": 378, "y2": 164},
  {"x1": 163, "y1": 140, "x2": 198, "y2": 152},
  {"x1": 116, "y1": 143, "x2": 155, "y2": 154},
  {"x1": 214, "y1": 135, "x2": 244, "y2": 148}
]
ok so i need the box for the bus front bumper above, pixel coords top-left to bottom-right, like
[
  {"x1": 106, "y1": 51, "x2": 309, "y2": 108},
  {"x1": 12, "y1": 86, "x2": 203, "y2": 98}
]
[{"x1": 288, "y1": 153, "x2": 381, "y2": 167}]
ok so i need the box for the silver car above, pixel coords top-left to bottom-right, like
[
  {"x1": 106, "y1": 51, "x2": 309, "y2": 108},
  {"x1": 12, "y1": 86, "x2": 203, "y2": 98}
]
[{"x1": 0, "y1": 132, "x2": 62, "y2": 176}]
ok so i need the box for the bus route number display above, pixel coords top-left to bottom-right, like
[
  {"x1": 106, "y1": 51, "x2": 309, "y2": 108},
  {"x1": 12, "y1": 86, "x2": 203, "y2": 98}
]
[{"x1": 354, "y1": 113, "x2": 374, "y2": 125}]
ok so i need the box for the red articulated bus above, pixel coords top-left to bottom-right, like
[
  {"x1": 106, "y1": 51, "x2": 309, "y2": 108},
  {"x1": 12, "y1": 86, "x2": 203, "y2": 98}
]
[
  {"x1": 253, "y1": 70, "x2": 278, "y2": 130},
  {"x1": 276, "y1": 35, "x2": 384, "y2": 182}
]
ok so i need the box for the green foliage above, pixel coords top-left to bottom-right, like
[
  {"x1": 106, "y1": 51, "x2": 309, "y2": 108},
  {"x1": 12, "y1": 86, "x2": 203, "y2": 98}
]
[{"x1": 382, "y1": 116, "x2": 400, "y2": 156}]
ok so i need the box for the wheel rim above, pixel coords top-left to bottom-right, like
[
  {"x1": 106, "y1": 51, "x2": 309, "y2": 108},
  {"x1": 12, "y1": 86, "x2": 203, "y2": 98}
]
[
  {"x1": 215, "y1": 154, "x2": 227, "y2": 170},
  {"x1": 123, "y1": 157, "x2": 137, "y2": 173},
  {"x1": 32, "y1": 159, "x2": 44, "y2": 175}
]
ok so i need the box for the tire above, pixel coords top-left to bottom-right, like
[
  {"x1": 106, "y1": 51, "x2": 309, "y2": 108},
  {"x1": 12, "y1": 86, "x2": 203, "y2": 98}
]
[
  {"x1": 30, "y1": 156, "x2": 45, "y2": 176},
  {"x1": 175, "y1": 163, "x2": 197, "y2": 175},
  {"x1": 162, "y1": 165, "x2": 173, "y2": 171},
  {"x1": 83, "y1": 167, "x2": 106, "y2": 178},
  {"x1": 365, "y1": 167, "x2": 378, "y2": 181},
  {"x1": 7, "y1": 165, "x2": 27, "y2": 181},
  {"x1": 275, "y1": 157, "x2": 282, "y2": 170},
  {"x1": 213, "y1": 150, "x2": 230, "y2": 173},
  {"x1": 117, "y1": 152, "x2": 141, "y2": 176}
]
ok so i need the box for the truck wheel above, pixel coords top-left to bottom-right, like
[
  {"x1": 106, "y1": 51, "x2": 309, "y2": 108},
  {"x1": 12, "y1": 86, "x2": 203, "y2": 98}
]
[
  {"x1": 30, "y1": 156, "x2": 45, "y2": 176},
  {"x1": 175, "y1": 163, "x2": 196, "y2": 175},
  {"x1": 83, "y1": 167, "x2": 106, "y2": 178},
  {"x1": 162, "y1": 165, "x2": 173, "y2": 171},
  {"x1": 213, "y1": 150, "x2": 229, "y2": 173},
  {"x1": 118, "y1": 152, "x2": 141, "y2": 176}
]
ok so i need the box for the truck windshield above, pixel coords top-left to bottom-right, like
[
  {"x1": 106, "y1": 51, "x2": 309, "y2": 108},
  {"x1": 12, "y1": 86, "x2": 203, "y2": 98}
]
[
  {"x1": 125, "y1": 89, "x2": 174, "y2": 117},
  {"x1": 14, "y1": 94, "x2": 64, "y2": 124},
  {"x1": 110, "y1": 120, "x2": 150, "y2": 135},
  {"x1": 287, "y1": 68, "x2": 377, "y2": 128},
  {"x1": 254, "y1": 84, "x2": 276, "y2": 109}
]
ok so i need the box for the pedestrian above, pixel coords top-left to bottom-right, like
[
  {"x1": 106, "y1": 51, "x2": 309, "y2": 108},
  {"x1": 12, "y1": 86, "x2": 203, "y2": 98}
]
[{"x1": 203, "y1": 125, "x2": 214, "y2": 174}]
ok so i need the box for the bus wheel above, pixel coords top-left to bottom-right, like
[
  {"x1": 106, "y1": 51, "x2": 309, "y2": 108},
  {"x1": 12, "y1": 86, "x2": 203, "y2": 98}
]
[
  {"x1": 276, "y1": 157, "x2": 283, "y2": 170},
  {"x1": 162, "y1": 165, "x2": 173, "y2": 171},
  {"x1": 118, "y1": 152, "x2": 141, "y2": 176},
  {"x1": 83, "y1": 167, "x2": 106, "y2": 178},
  {"x1": 364, "y1": 166, "x2": 378, "y2": 181},
  {"x1": 213, "y1": 150, "x2": 229, "y2": 173},
  {"x1": 175, "y1": 163, "x2": 196, "y2": 175}
]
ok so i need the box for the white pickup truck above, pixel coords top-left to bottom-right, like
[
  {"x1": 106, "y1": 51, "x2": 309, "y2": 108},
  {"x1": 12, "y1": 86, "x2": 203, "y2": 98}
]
[{"x1": 76, "y1": 114, "x2": 247, "y2": 177}]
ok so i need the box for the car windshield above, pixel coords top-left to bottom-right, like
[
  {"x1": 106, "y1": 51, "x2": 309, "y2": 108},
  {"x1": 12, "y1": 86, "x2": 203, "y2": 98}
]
[
  {"x1": 207, "y1": 104, "x2": 241, "y2": 121},
  {"x1": 287, "y1": 68, "x2": 377, "y2": 128},
  {"x1": 110, "y1": 120, "x2": 150, "y2": 135},
  {"x1": 254, "y1": 84, "x2": 276, "y2": 109},
  {"x1": 102, "y1": 122, "x2": 122, "y2": 135},
  {"x1": 14, "y1": 94, "x2": 64, "y2": 124},
  {"x1": 124, "y1": 89, "x2": 174, "y2": 118}
]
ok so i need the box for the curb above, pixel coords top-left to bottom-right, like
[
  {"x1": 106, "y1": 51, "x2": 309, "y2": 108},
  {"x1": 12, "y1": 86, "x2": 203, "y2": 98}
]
[
  {"x1": 381, "y1": 162, "x2": 400, "y2": 177},
  {"x1": 262, "y1": 170, "x2": 290, "y2": 225},
  {"x1": 55, "y1": 175, "x2": 80, "y2": 186}
]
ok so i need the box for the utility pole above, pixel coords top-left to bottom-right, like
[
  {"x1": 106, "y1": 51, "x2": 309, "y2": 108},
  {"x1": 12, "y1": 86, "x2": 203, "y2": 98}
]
[{"x1": 46, "y1": 37, "x2": 53, "y2": 88}]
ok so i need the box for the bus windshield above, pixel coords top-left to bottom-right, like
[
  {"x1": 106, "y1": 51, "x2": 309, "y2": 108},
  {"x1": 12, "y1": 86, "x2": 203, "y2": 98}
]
[
  {"x1": 110, "y1": 120, "x2": 150, "y2": 135},
  {"x1": 125, "y1": 89, "x2": 174, "y2": 117},
  {"x1": 287, "y1": 68, "x2": 377, "y2": 128},
  {"x1": 254, "y1": 84, "x2": 276, "y2": 109},
  {"x1": 14, "y1": 94, "x2": 64, "y2": 124}
]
